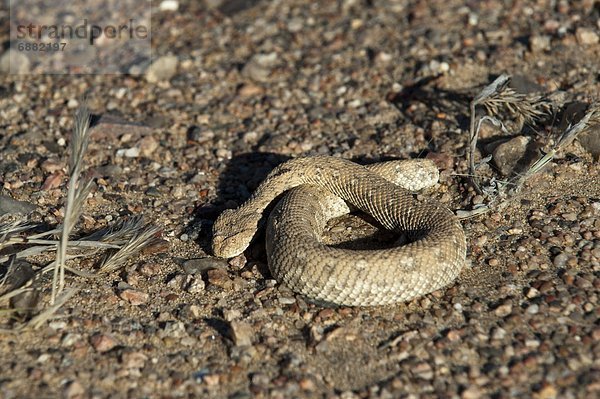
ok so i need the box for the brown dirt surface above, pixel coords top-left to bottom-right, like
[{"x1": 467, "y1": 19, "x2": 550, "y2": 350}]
[{"x1": 1, "y1": 1, "x2": 599, "y2": 398}]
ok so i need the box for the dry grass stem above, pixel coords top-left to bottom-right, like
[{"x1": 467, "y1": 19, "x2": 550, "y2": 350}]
[
  {"x1": 52, "y1": 106, "x2": 92, "y2": 304},
  {"x1": 0, "y1": 287, "x2": 33, "y2": 303},
  {"x1": 0, "y1": 255, "x2": 16, "y2": 290},
  {"x1": 464, "y1": 75, "x2": 597, "y2": 217},
  {"x1": 99, "y1": 223, "x2": 162, "y2": 273},
  {"x1": 0, "y1": 106, "x2": 161, "y2": 332},
  {"x1": 468, "y1": 74, "x2": 553, "y2": 194},
  {"x1": 0, "y1": 219, "x2": 33, "y2": 241},
  {"x1": 26, "y1": 289, "x2": 77, "y2": 330},
  {"x1": 83, "y1": 215, "x2": 148, "y2": 245},
  {"x1": 524, "y1": 103, "x2": 599, "y2": 180},
  {"x1": 469, "y1": 74, "x2": 511, "y2": 193}
]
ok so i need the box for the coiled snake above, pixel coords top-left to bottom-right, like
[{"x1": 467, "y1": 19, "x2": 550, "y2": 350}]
[{"x1": 212, "y1": 156, "x2": 466, "y2": 306}]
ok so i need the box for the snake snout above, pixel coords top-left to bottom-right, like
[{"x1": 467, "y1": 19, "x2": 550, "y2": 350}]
[
  {"x1": 212, "y1": 230, "x2": 254, "y2": 258},
  {"x1": 211, "y1": 234, "x2": 227, "y2": 257}
]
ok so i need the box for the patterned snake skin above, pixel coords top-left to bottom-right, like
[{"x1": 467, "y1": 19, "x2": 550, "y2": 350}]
[{"x1": 212, "y1": 156, "x2": 466, "y2": 306}]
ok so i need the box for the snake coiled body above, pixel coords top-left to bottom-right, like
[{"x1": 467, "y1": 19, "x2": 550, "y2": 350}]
[{"x1": 212, "y1": 156, "x2": 466, "y2": 306}]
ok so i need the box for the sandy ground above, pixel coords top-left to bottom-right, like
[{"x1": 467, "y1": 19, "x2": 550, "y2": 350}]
[{"x1": 1, "y1": 0, "x2": 599, "y2": 398}]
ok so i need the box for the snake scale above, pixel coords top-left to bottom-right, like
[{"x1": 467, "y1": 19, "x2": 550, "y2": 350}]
[{"x1": 212, "y1": 156, "x2": 466, "y2": 306}]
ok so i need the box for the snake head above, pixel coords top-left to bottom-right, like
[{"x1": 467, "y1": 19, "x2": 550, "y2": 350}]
[{"x1": 212, "y1": 209, "x2": 259, "y2": 258}]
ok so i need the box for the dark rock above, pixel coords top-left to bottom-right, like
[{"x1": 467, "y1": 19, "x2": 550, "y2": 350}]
[
  {"x1": 0, "y1": 195, "x2": 37, "y2": 216},
  {"x1": 578, "y1": 128, "x2": 600, "y2": 160},
  {"x1": 491, "y1": 136, "x2": 530, "y2": 176},
  {"x1": 182, "y1": 257, "x2": 228, "y2": 274},
  {"x1": 0, "y1": 259, "x2": 35, "y2": 296}
]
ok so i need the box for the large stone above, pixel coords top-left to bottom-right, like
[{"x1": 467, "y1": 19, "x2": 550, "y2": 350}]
[{"x1": 491, "y1": 136, "x2": 530, "y2": 176}]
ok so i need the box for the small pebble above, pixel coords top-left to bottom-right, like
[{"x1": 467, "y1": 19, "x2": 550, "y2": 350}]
[
  {"x1": 536, "y1": 384, "x2": 558, "y2": 399},
  {"x1": 561, "y1": 212, "x2": 577, "y2": 221},
  {"x1": 229, "y1": 321, "x2": 254, "y2": 346},
  {"x1": 238, "y1": 83, "x2": 264, "y2": 98},
  {"x1": 491, "y1": 327, "x2": 507, "y2": 340},
  {"x1": 228, "y1": 254, "x2": 247, "y2": 270},
  {"x1": 446, "y1": 329, "x2": 461, "y2": 342},
  {"x1": 0, "y1": 50, "x2": 30, "y2": 74},
  {"x1": 299, "y1": 378, "x2": 316, "y2": 391},
  {"x1": 462, "y1": 386, "x2": 482, "y2": 399},
  {"x1": 206, "y1": 269, "x2": 234, "y2": 290},
  {"x1": 146, "y1": 55, "x2": 179, "y2": 83},
  {"x1": 278, "y1": 296, "x2": 296, "y2": 305},
  {"x1": 138, "y1": 135, "x2": 159, "y2": 157},
  {"x1": 576, "y1": 28, "x2": 599, "y2": 45},
  {"x1": 64, "y1": 381, "x2": 85, "y2": 399},
  {"x1": 119, "y1": 289, "x2": 149, "y2": 305},
  {"x1": 185, "y1": 276, "x2": 205, "y2": 294},
  {"x1": 41, "y1": 173, "x2": 63, "y2": 190},
  {"x1": 121, "y1": 351, "x2": 148, "y2": 369},
  {"x1": 530, "y1": 35, "x2": 551, "y2": 52},
  {"x1": 526, "y1": 304, "x2": 539, "y2": 314},
  {"x1": 223, "y1": 308, "x2": 242, "y2": 321},
  {"x1": 90, "y1": 333, "x2": 118, "y2": 353},
  {"x1": 494, "y1": 303, "x2": 513, "y2": 317},
  {"x1": 553, "y1": 253, "x2": 569, "y2": 267},
  {"x1": 203, "y1": 374, "x2": 220, "y2": 386},
  {"x1": 0, "y1": 195, "x2": 37, "y2": 216},
  {"x1": 492, "y1": 136, "x2": 530, "y2": 176},
  {"x1": 139, "y1": 263, "x2": 162, "y2": 276},
  {"x1": 116, "y1": 147, "x2": 140, "y2": 158},
  {"x1": 61, "y1": 333, "x2": 82, "y2": 347},
  {"x1": 159, "y1": 0, "x2": 179, "y2": 11}
]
